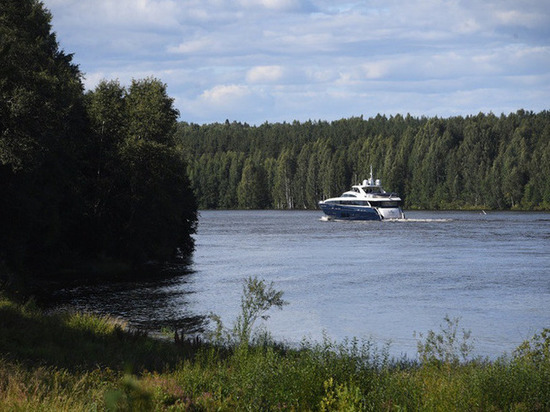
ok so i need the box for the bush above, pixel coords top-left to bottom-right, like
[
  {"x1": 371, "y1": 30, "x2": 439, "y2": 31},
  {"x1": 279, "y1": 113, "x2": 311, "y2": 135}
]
[{"x1": 415, "y1": 315, "x2": 474, "y2": 365}]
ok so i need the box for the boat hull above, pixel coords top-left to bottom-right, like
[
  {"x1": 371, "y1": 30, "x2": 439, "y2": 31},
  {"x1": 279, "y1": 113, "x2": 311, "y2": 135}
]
[{"x1": 319, "y1": 203, "x2": 382, "y2": 221}]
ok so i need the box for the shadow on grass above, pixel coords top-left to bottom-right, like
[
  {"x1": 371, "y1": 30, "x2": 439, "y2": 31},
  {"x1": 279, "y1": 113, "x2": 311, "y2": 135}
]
[{"x1": 0, "y1": 296, "x2": 203, "y2": 373}]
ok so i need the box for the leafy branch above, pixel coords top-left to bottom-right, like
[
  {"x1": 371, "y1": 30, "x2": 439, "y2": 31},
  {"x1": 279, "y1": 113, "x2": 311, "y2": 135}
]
[{"x1": 210, "y1": 276, "x2": 288, "y2": 347}]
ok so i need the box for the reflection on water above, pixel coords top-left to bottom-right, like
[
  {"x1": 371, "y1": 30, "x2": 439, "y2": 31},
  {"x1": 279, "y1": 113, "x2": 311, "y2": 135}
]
[
  {"x1": 39, "y1": 265, "x2": 208, "y2": 333},
  {"x1": 41, "y1": 210, "x2": 550, "y2": 358}
]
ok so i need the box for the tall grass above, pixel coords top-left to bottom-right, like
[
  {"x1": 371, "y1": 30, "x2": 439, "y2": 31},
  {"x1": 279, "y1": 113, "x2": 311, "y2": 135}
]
[{"x1": 1, "y1": 289, "x2": 549, "y2": 410}]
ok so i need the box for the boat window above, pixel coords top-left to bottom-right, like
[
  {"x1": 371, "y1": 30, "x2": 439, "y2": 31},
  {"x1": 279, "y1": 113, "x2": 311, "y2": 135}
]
[
  {"x1": 371, "y1": 201, "x2": 399, "y2": 208},
  {"x1": 363, "y1": 187, "x2": 382, "y2": 194},
  {"x1": 340, "y1": 200, "x2": 369, "y2": 206},
  {"x1": 341, "y1": 194, "x2": 357, "y2": 198}
]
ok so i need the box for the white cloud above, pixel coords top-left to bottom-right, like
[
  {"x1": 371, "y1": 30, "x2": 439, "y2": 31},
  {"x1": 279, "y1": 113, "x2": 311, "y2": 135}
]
[
  {"x1": 495, "y1": 7, "x2": 549, "y2": 28},
  {"x1": 360, "y1": 61, "x2": 392, "y2": 80},
  {"x1": 168, "y1": 38, "x2": 218, "y2": 54},
  {"x1": 81, "y1": 72, "x2": 106, "y2": 90},
  {"x1": 246, "y1": 66, "x2": 285, "y2": 83},
  {"x1": 238, "y1": 0, "x2": 313, "y2": 11},
  {"x1": 42, "y1": 0, "x2": 550, "y2": 124},
  {"x1": 200, "y1": 84, "x2": 252, "y2": 107},
  {"x1": 51, "y1": 0, "x2": 181, "y2": 28}
]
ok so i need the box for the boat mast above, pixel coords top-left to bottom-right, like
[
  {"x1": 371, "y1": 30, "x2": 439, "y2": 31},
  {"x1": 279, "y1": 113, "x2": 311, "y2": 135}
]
[{"x1": 369, "y1": 165, "x2": 373, "y2": 185}]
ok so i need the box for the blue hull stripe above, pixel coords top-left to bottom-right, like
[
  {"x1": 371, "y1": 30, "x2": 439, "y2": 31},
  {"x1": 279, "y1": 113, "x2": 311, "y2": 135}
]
[{"x1": 319, "y1": 203, "x2": 381, "y2": 221}]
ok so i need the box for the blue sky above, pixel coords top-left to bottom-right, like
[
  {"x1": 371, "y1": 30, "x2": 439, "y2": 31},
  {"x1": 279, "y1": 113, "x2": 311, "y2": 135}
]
[{"x1": 43, "y1": 0, "x2": 550, "y2": 125}]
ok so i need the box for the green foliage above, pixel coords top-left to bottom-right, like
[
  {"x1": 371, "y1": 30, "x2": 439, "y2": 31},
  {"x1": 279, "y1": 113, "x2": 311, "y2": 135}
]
[
  {"x1": 0, "y1": 293, "x2": 185, "y2": 371},
  {"x1": 1, "y1": 292, "x2": 549, "y2": 411},
  {"x1": 237, "y1": 158, "x2": 270, "y2": 209},
  {"x1": 513, "y1": 328, "x2": 550, "y2": 364},
  {"x1": 179, "y1": 111, "x2": 550, "y2": 211},
  {"x1": 1, "y1": 2, "x2": 197, "y2": 277},
  {"x1": 234, "y1": 276, "x2": 287, "y2": 345},
  {"x1": 126, "y1": 77, "x2": 179, "y2": 145},
  {"x1": 83, "y1": 77, "x2": 197, "y2": 264},
  {"x1": 0, "y1": 0, "x2": 84, "y2": 172},
  {"x1": 104, "y1": 374, "x2": 153, "y2": 412},
  {"x1": 415, "y1": 315, "x2": 474, "y2": 365},
  {"x1": 209, "y1": 276, "x2": 287, "y2": 347},
  {"x1": 320, "y1": 377, "x2": 364, "y2": 411},
  {"x1": 0, "y1": 0, "x2": 89, "y2": 272}
]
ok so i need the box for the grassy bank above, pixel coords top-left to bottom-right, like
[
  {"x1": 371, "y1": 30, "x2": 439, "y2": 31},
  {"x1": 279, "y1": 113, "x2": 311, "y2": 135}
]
[{"x1": 1, "y1": 292, "x2": 549, "y2": 411}]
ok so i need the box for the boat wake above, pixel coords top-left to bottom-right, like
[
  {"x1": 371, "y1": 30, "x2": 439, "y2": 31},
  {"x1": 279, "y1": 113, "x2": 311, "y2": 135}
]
[
  {"x1": 396, "y1": 218, "x2": 453, "y2": 223},
  {"x1": 320, "y1": 216, "x2": 453, "y2": 223}
]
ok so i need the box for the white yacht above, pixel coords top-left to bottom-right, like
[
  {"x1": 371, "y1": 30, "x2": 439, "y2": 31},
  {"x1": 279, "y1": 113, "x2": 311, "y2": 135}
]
[{"x1": 319, "y1": 170, "x2": 405, "y2": 221}]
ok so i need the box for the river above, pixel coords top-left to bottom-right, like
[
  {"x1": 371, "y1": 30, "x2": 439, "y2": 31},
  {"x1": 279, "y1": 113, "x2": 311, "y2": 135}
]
[{"x1": 46, "y1": 210, "x2": 550, "y2": 359}]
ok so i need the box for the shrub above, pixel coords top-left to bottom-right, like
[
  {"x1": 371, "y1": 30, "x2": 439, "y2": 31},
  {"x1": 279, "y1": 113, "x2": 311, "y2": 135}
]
[
  {"x1": 415, "y1": 315, "x2": 474, "y2": 365},
  {"x1": 209, "y1": 276, "x2": 287, "y2": 347}
]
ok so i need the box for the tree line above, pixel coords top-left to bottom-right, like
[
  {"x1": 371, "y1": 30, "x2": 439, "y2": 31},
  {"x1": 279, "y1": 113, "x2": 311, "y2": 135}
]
[
  {"x1": 0, "y1": 0, "x2": 197, "y2": 276},
  {"x1": 177, "y1": 112, "x2": 550, "y2": 211}
]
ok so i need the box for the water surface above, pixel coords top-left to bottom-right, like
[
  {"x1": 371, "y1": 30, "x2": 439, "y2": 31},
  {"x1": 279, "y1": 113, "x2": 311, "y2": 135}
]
[{"x1": 48, "y1": 210, "x2": 550, "y2": 358}]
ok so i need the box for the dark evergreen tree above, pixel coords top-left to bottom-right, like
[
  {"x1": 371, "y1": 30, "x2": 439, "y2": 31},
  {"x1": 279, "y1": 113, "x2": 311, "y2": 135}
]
[
  {"x1": 0, "y1": 0, "x2": 88, "y2": 271},
  {"x1": 237, "y1": 158, "x2": 269, "y2": 209},
  {"x1": 0, "y1": 1, "x2": 198, "y2": 276}
]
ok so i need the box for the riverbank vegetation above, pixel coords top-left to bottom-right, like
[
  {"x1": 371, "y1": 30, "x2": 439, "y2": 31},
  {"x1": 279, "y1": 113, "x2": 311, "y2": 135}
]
[
  {"x1": 1, "y1": 283, "x2": 549, "y2": 411},
  {"x1": 178, "y1": 111, "x2": 550, "y2": 211}
]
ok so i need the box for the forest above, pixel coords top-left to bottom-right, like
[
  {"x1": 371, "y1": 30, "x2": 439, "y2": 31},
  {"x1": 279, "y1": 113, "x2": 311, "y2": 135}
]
[
  {"x1": 177, "y1": 111, "x2": 550, "y2": 211},
  {"x1": 0, "y1": 0, "x2": 197, "y2": 276}
]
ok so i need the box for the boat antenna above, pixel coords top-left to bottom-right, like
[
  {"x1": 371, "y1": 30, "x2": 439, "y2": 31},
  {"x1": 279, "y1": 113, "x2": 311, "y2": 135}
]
[{"x1": 369, "y1": 165, "x2": 373, "y2": 185}]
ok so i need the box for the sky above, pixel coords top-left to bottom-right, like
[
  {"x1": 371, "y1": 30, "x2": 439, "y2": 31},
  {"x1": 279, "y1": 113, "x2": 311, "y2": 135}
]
[{"x1": 42, "y1": 0, "x2": 550, "y2": 125}]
